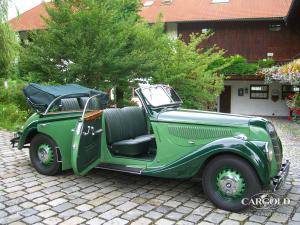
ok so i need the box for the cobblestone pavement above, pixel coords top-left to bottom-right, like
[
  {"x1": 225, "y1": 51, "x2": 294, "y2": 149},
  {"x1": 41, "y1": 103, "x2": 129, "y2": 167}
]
[{"x1": 0, "y1": 118, "x2": 299, "y2": 225}]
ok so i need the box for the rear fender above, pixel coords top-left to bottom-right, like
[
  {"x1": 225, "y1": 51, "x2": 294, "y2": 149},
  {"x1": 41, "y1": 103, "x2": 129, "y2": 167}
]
[{"x1": 18, "y1": 122, "x2": 38, "y2": 150}]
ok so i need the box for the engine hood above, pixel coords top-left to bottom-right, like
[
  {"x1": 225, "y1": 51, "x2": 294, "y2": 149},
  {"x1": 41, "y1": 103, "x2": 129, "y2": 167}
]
[{"x1": 157, "y1": 108, "x2": 254, "y2": 126}]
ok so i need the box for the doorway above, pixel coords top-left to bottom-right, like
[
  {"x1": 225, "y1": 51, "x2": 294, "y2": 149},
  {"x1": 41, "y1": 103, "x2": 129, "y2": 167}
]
[{"x1": 219, "y1": 86, "x2": 231, "y2": 113}]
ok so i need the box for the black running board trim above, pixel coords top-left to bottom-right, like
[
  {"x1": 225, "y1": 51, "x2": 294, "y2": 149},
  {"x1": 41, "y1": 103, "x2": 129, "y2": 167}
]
[{"x1": 95, "y1": 163, "x2": 143, "y2": 174}]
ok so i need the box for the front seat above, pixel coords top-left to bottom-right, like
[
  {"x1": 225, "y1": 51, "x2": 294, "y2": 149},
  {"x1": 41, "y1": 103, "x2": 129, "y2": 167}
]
[{"x1": 104, "y1": 107, "x2": 154, "y2": 156}]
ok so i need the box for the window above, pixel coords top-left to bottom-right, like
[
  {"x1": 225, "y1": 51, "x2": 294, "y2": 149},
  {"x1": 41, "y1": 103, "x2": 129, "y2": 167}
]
[
  {"x1": 143, "y1": 1, "x2": 154, "y2": 7},
  {"x1": 202, "y1": 28, "x2": 210, "y2": 34},
  {"x1": 282, "y1": 85, "x2": 300, "y2": 99},
  {"x1": 212, "y1": 0, "x2": 229, "y2": 3},
  {"x1": 250, "y1": 85, "x2": 269, "y2": 99},
  {"x1": 269, "y1": 24, "x2": 281, "y2": 32}
]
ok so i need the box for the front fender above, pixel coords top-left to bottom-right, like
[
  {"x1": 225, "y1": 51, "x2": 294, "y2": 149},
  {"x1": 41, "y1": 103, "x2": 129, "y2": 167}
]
[{"x1": 143, "y1": 137, "x2": 270, "y2": 185}]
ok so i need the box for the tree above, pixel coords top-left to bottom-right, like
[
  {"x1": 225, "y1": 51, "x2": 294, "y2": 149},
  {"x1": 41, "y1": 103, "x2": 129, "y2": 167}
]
[
  {"x1": 20, "y1": 0, "x2": 160, "y2": 106},
  {"x1": 0, "y1": 0, "x2": 18, "y2": 79},
  {"x1": 20, "y1": 0, "x2": 229, "y2": 109},
  {"x1": 151, "y1": 32, "x2": 230, "y2": 110}
]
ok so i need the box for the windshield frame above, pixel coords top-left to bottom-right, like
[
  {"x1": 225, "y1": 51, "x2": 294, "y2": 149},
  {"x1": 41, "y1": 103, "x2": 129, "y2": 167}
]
[
  {"x1": 81, "y1": 93, "x2": 105, "y2": 121},
  {"x1": 137, "y1": 85, "x2": 183, "y2": 109}
]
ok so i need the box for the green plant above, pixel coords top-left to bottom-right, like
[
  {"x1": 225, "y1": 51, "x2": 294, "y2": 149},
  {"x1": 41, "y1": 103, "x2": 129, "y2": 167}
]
[
  {"x1": 0, "y1": 0, "x2": 19, "y2": 79},
  {"x1": 151, "y1": 32, "x2": 230, "y2": 110},
  {"x1": 221, "y1": 55, "x2": 258, "y2": 75},
  {"x1": 0, "y1": 79, "x2": 30, "y2": 130},
  {"x1": 0, "y1": 103, "x2": 28, "y2": 130},
  {"x1": 286, "y1": 93, "x2": 300, "y2": 121},
  {"x1": 258, "y1": 58, "x2": 275, "y2": 68},
  {"x1": 20, "y1": 0, "x2": 230, "y2": 109},
  {"x1": 20, "y1": 0, "x2": 160, "y2": 107},
  {"x1": 0, "y1": 79, "x2": 28, "y2": 110},
  {"x1": 260, "y1": 59, "x2": 300, "y2": 84}
]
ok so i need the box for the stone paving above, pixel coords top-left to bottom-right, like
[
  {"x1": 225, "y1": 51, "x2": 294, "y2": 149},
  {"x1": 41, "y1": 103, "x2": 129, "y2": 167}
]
[{"x1": 0, "y1": 118, "x2": 299, "y2": 225}]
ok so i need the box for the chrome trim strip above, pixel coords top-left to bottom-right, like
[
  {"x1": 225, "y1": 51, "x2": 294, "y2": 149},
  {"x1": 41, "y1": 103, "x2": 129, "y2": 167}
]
[{"x1": 95, "y1": 165, "x2": 142, "y2": 175}]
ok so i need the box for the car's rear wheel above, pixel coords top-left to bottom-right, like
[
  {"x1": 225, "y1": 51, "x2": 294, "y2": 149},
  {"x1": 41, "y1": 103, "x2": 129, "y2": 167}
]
[
  {"x1": 202, "y1": 154, "x2": 261, "y2": 212},
  {"x1": 30, "y1": 134, "x2": 61, "y2": 176}
]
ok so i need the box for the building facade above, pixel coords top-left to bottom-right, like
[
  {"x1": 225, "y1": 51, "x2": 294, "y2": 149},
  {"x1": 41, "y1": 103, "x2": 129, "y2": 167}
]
[
  {"x1": 9, "y1": 0, "x2": 300, "y2": 116},
  {"x1": 143, "y1": 0, "x2": 300, "y2": 116}
]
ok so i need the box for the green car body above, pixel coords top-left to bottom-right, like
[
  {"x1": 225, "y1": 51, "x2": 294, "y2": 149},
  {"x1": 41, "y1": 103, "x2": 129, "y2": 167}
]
[
  {"x1": 18, "y1": 107, "x2": 279, "y2": 181},
  {"x1": 13, "y1": 84, "x2": 289, "y2": 211}
]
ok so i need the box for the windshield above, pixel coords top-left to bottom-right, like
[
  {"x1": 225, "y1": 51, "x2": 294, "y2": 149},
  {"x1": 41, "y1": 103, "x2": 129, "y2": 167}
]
[{"x1": 141, "y1": 85, "x2": 182, "y2": 108}]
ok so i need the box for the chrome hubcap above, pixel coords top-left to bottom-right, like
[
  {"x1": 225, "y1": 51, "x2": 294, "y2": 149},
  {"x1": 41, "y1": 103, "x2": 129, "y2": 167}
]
[
  {"x1": 37, "y1": 144, "x2": 54, "y2": 166},
  {"x1": 216, "y1": 169, "x2": 246, "y2": 198},
  {"x1": 219, "y1": 175, "x2": 240, "y2": 195}
]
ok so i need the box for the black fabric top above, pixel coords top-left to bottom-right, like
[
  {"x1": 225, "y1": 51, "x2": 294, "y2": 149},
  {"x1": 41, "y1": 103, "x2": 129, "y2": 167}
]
[{"x1": 23, "y1": 83, "x2": 108, "y2": 112}]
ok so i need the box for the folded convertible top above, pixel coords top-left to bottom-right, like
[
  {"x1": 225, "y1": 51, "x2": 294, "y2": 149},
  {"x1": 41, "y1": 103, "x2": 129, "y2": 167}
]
[{"x1": 23, "y1": 83, "x2": 108, "y2": 112}]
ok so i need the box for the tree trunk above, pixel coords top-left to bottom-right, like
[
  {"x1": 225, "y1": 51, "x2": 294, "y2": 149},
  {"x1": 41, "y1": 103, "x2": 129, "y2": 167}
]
[{"x1": 115, "y1": 86, "x2": 125, "y2": 108}]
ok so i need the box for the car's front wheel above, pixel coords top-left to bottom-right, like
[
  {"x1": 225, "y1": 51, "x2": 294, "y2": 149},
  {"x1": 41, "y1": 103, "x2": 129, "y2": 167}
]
[
  {"x1": 202, "y1": 154, "x2": 261, "y2": 212},
  {"x1": 30, "y1": 134, "x2": 61, "y2": 176}
]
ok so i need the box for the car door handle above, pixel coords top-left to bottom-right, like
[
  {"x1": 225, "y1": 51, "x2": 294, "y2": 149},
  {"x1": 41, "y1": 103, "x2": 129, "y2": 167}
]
[
  {"x1": 92, "y1": 129, "x2": 102, "y2": 136},
  {"x1": 188, "y1": 140, "x2": 195, "y2": 144}
]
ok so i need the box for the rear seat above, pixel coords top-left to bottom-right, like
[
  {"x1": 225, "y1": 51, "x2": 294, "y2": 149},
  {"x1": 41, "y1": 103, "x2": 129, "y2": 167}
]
[
  {"x1": 60, "y1": 98, "x2": 81, "y2": 111},
  {"x1": 104, "y1": 107, "x2": 154, "y2": 156}
]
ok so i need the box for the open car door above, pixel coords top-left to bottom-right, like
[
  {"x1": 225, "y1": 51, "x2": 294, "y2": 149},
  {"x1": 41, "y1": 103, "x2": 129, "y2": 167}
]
[{"x1": 71, "y1": 94, "x2": 104, "y2": 175}]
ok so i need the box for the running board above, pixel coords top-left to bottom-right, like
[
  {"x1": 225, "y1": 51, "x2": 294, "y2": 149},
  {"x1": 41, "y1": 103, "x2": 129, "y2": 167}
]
[{"x1": 95, "y1": 163, "x2": 143, "y2": 174}]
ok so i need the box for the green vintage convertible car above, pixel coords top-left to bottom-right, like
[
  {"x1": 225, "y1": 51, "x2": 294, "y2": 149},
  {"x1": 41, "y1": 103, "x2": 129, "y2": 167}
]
[{"x1": 11, "y1": 83, "x2": 289, "y2": 211}]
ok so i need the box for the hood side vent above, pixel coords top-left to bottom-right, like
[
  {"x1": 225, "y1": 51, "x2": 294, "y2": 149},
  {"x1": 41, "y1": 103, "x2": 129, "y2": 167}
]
[{"x1": 168, "y1": 125, "x2": 233, "y2": 140}]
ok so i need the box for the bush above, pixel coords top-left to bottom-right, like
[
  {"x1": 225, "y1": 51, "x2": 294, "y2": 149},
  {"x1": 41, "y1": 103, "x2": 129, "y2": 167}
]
[
  {"x1": 151, "y1": 32, "x2": 228, "y2": 110},
  {"x1": 0, "y1": 79, "x2": 30, "y2": 130},
  {"x1": 221, "y1": 55, "x2": 258, "y2": 75},
  {"x1": 258, "y1": 58, "x2": 275, "y2": 68},
  {"x1": 0, "y1": 103, "x2": 28, "y2": 130}
]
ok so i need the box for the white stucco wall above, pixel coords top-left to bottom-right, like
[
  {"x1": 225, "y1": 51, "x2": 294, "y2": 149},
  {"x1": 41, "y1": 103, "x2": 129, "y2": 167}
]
[{"x1": 221, "y1": 80, "x2": 290, "y2": 117}]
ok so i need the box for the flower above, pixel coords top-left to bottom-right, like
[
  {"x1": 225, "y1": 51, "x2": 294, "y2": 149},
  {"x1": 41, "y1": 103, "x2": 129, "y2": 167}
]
[
  {"x1": 259, "y1": 59, "x2": 300, "y2": 85},
  {"x1": 288, "y1": 116, "x2": 293, "y2": 120}
]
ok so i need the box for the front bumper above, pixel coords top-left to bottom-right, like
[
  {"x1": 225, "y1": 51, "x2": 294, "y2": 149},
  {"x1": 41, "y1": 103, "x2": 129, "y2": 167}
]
[
  {"x1": 10, "y1": 131, "x2": 22, "y2": 148},
  {"x1": 271, "y1": 160, "x2": 290, "y2": 192}
]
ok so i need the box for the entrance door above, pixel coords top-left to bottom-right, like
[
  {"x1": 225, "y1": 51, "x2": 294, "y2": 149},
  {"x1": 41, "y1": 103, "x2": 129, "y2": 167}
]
[
  {"x1": 71, "y1": 95, "x2": 103, "y2": 175},
  {"x1": 219, "y1": 86, "x2": 231, "y2": 113}
]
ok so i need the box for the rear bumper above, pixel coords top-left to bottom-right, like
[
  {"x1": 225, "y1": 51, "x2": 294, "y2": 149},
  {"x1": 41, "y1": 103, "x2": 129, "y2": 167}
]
[
  {"x1": 271, "y1": 160, "x2": 290, "y2": 192},
  {"x1": 10, "y1": 131, "x2": 22, "y2": 148}
]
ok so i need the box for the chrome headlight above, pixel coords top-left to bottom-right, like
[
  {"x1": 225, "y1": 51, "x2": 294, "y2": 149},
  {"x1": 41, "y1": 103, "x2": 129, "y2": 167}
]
[{"x1": 265, "y1": 142, "x2": 273, "y2": 161}]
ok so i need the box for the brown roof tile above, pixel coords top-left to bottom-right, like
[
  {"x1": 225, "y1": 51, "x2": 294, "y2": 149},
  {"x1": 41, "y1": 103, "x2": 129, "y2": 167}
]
[
  {"x1": 141, "y1": 0, "x2": 293, "y2": 23},
  {"x1": 9, "y1": 3, "x2": 49, "y2": 31},
  {"x1": 9, "y1": 0, "x2": 294, "y2": 31}
]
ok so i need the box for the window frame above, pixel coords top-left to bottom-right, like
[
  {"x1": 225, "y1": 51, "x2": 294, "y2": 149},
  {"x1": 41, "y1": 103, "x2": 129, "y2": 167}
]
[
  {"x1": 250, "y1": 85, "x2": 269, "y2": 99},
  {"x1": 282, "y1": 85, "x2": 300, "y2": 99}
]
